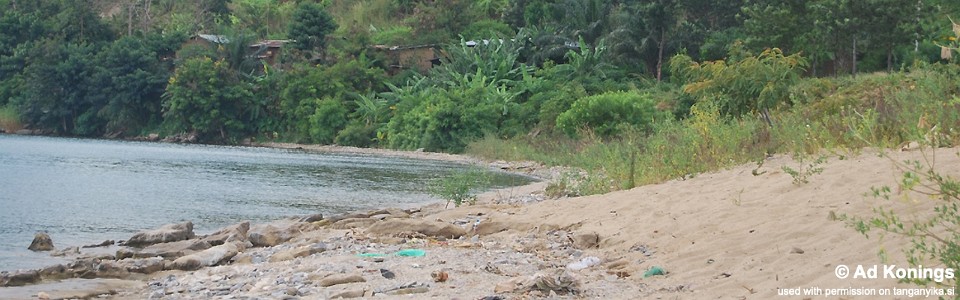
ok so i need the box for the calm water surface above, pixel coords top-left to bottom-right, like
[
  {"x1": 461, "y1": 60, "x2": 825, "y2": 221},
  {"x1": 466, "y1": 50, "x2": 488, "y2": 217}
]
[{"x1": 0, "y1": 135, "x2": 532, "y2": 271}]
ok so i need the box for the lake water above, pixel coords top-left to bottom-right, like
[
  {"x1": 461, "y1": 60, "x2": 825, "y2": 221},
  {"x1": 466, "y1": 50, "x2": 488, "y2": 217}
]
[{"x1": 0, "y1": 135, "x2": 532, "y2": 271}]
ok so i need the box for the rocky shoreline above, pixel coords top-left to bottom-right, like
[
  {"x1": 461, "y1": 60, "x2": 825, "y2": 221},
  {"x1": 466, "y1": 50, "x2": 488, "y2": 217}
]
[
  {"x1": 1, "y1": 149, "x2": 622, "y2": 299},
  {"x1": 0, "y1": 177, "x2": 639, "y2": 300}
]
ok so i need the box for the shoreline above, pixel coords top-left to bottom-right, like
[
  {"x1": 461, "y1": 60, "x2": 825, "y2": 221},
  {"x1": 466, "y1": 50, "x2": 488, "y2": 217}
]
[
  {"x1": 5, "y1": 143, "x2": 956, "y2": 299},
  {"x1": 0, "y1": 138, "x2": 560, "y2": 298}
]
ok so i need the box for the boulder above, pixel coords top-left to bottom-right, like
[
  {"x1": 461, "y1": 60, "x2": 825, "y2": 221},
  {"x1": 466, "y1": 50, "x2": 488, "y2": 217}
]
[
  {"x1": 65, "y1": 258, "x2": 101, "y2": 278},
  {"x1": 366, "y1": 219, "x2": 467, "y2": 239},
  {"x1": 299, "y1": 213, "x2": 324, "y2": 223},
  {"x1": 118, "y1": 257, "x2": 165, "y2": 274},
  {"x1": 326, "y1": 212, "x2": 374, "y2": 224},
  {"x1": 82, "y1": 240, "x2": 115, "y2": 248},
  {"x1": 269, "y1": 243, "x2": 328, "y2": 262},
  {"x1": 146, "y1": 133, "x2": 160, "y2": 141},
  {"x1": 0, "y1": 270, "x2": 40, "y2": 287},
  {"x1": 330, "y1": 218, "x2": 377, "y2": 230},
  {"x1": 248, "y1": 221, "x2": 306, "y2": 247},
  {"x1": 28, "y1": 232, "x2": 54, "y2": 251},
  {"x1": 319, "y1": 273, "x2": 365, "y2": 287},
  {"x1": 168, "y1": 242, "x2": 241, "y2": 271},
  {"x1": 329, "y1": 288, "x2": 366, "y2": 299},
  {"x1": 124, "y1": 221, "x2": 195, "y2": 247},
  {"x1": 39, "y1": 264, "x2": 68, "y2": 279},
  {"x1": 0, "y1": 278, "x2": 141, "y2": 300},
  {"x1": 248, "y1": 227, "x2": 284, "y2": 247},
  {"x1": 201, "y1": 221, "x2": 250, "y2": 246},
  {"x1": 117, "y1": 239, "x2": 211, "y2": 260},
  {"x1": 50, "y1": 246, "x2": 80, "y2": 257},
  {"x1": 82, "y1": 260, "x2": 129, "y2": 279}
]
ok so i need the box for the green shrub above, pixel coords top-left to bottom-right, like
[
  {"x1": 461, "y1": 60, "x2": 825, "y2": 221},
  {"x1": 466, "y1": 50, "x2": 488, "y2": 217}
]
[
  {"x1": 847, "y1": 148, "x2": 960, "y2": 295},
  {"x1": 308, "y1": 98, "x2": 348, "y2": 144},
  {"x1": 0, "y1": 105, "x2": 22, "y2": 132},
  {"x1": 670, "y1": 43, "x2": 807, "y2": 117},
  {"x1": 556, "y1": 91, "x2": 666, "y2": 138},
  {"x1": 370, "y1": 25, "x2": 414, "y2": 45},
  {"x1": 461, "y1": 20, "x2": 515, "y2": 39},
  {"x1": 335, "y1": 122, "x2": 378, "y2": 147}
]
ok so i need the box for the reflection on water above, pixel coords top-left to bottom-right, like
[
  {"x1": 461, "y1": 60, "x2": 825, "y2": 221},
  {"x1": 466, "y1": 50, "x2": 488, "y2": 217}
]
[{"x1": 0, "y1": 135, "x2": 533, "y2": 271}]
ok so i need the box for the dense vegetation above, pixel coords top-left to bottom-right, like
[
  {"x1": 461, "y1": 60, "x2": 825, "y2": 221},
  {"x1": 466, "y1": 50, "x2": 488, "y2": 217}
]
[{"x1": 1, "y1": 0, "x2": 959, "y2": 182}]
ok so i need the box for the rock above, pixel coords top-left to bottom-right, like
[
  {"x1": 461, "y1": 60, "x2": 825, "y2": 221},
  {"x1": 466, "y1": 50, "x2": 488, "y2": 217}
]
[
  {"x1": 118, "y1": 239, "x2": 212, "y2": 260},
  {"x1": 146, "y1": 133, "x2": 160, "y2": 141},
  {"x1": 790, "y1": 247, "x2": 805, "y2": 254},
  {"x1": 329, "y1": 288, "x2": 366, "y2": 299},
  {"x1": 124, "y1": 221, "x2": 195, "y2": 247},
  {"x1": 65, "y1": 258, "x2": 100, "y2": 278},
  {"x1": 386, "y1": 286, "x2": 429, "y2": 295},
  {"x1": 201, "y1": 221, "x2": 250, "y2": 246},
  {"x1": 269, "y1": 243, "x2": 328, "y2": 262},
  {"x1": 326, "y1": 212, "x2": 375, "y2": 224},
  {"x1": 572, "y1": 232, "x2": 600, "y2": 249},
  {"x1": 0, "y1": 270, "x2": 40, "y2": 287},
  {"x1": 474, "y1": 220, "x2": 515, "y2": 235},
  {"x1": 232, "y1": 253, "x2": 253, "y2": 264},
  {"x1": 168, "y1": 242, "x2": 241, "y2": 271},
  {"x1": 319, "y1": 274, "x2": 365, "y2": 287},
  {"x1": 29, "y1": 232, "x2": 54, "y2": 251},
  {"x1": 85, "y1": 260, "x2": 129, "y2": 279},
  {"x1": 39, "y1": 264, "x2": 67, "y2": 279},
  {"x1": 366, "y1": 219, "x2": 466, "y2": 239},
  {"x1": 330, "y1": 218, "x2": 377, "y2": 230},
  {"x1": 299, "y1": 213, "x2": 324, "y2": 223},
  {"x1": 50, "y1": 246, "x2": 80, "y2": 257},
  {"x1": 118, "y1": 257, "x2": 165, "y2": 274},
  {"x1": 380, "y1": 269, "x2": 395, "y2": 279},
  {"x1": 0, "y1": 278, "x2": 141, "y2": 300},
  {"x1": 248, "y1": 222, "x2": 304, "y2": 247},
  {"x1": 82, "y1": 240, "x2": 115, "y2": 248},
  {"x1": 494, "y1": 277, "x2": 528, "y2": 294},
  {"x1": 369, "y1": 214, "x2": 393, "y2": 221},
  {"x1": 37, "y1": 291, "x2": 50, "y2": 300},
  {"x1": 430, "y1": 270, "x2": 448, "y2": 282}
]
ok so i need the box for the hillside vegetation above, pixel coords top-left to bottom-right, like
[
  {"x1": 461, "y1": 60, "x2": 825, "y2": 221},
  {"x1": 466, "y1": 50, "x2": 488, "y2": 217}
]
[{"x1": 0, "y1": 0, "x2": 958, "y2": 185}]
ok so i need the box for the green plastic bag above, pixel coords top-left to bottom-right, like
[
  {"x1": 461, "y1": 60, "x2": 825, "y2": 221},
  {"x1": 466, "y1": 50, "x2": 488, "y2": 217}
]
[
  {"x1": 643, "y1": 266, "x2": 666, "y2": 277},
  {"x1": 394, "y1": 249, "x2": 426, "y2": 257}
]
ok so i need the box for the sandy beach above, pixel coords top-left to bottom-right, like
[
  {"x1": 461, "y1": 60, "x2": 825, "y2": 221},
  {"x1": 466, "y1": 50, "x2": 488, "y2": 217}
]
[{"x1": 2, "y1": 146, "x2": 958, "y2": 299}]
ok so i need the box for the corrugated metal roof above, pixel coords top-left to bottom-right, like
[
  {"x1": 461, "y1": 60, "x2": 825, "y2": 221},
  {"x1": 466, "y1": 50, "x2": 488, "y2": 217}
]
[
  {"x1": 197, "y1": 34, "x2": 230, "y2": 44},
  {"x1": 250, "y1": 40, "x2": 293, "y2": 48}
]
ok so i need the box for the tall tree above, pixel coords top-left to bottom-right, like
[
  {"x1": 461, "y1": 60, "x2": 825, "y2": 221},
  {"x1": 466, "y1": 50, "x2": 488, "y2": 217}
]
[
  {"x1": 93, "y1": 36, "x2": 169, "y2": 134},
  {"x1": 162, "y1": 57, "x2": 255, "y2": 142},
  {"x1": 288, "y1": 2, "x2": 337, "y2": 56}
]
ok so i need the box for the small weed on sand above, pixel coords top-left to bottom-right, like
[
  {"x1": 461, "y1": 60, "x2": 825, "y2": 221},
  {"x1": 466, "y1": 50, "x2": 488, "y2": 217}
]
[
  {"x1": 781, "y1": 153, "x2": 827, "y2": 184},
  {"x1": 429, "y1": 169, "x2": 491, "y2": 208}
]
